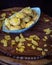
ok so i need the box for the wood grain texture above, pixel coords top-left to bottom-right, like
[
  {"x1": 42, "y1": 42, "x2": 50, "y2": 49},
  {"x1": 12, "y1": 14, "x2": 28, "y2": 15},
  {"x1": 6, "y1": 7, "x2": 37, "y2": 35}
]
[
  {"x1": 0, "y1": 55, "x2": 52, "y2": 65},
  {"x1": 0, "y1": 7, "x2": 52, "y2": 65}
]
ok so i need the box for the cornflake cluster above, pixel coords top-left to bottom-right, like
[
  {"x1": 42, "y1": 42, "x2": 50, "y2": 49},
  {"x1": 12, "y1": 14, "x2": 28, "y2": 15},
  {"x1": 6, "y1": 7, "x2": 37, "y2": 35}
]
[{"x1": 0, "y1": 34, "x2": 48, "y2": 56}]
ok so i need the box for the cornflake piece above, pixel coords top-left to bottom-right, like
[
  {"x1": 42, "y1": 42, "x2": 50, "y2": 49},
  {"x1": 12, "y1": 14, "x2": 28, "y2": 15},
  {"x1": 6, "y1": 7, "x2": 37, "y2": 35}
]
[
  {"x1": 44, "y1": 49, "x2": 48, "y2": 52},
  {"x1": 50, "y1": 35, "x2": 52, "y2": 38},
  {"x1": 29, "y1": 35, "x2": 35, "y2": 38},
  {"x1": 15, "y1": 36, "x2": 19, "y2": 42},
  {"x1": 11, "y1": 40, "x2": 16, "y2": 45},
  {"x1": 10, "y1": 26, "x2": 21, "y2": 30},
  {"x1": 44, "y1": 36, "x2": 48, "y2": 40},
  {"x1": 0, "y1": 17, "x2": 5, "y2": 20},
  {"x1": 26, "y1": 35, "x2": 35, "y2": 41},
  {"x1": 1, "y1": 13, "x2": 6, "y2": 17},
  {"x1": 16, "y1": 48, "x2": 19, "y2": 51},
  {"x1": 29, "y1": 35, "x2": 40, "y2": 41},
  {"x1": 32, "y1": 45, "x2": 36, "y2": 49},
  {"x1": 17, "y1": 43, "x2": 24, "y2": 48},
  {"x1": 27, "y1": 43, "x2": 32, "y2": 47},
  {"x1": 21, "y1": 46, "x2": 25, "y2": 48},
  {"x1": 44, "y1": 44, "x2": 47, "y2": 47},
  {"x1": 42, "y1": 38, "x2": 46, "y2": 41},
  {"x1": 43, "y1": 28, "x2": 52, "y2": 35},
  {"x1": 20, "y1": 34, "x2": 26, "y2": 42},
  {"x1": 21, "y1": 7, "x2": 33, "y2": 15},
  {"x1": 34, "y1": 35, "x2": 40, "y2": 40},
  {"x1": 4, "y1": 35, "x2": 11, "y2": 40},
  {"x1": 9, "y1": 17, "x2": 20, "y2": 26},
  {"x1": 25, "y1": 21, "x2": 34, "y2": 28},
  {"x1": 11, "y1": 40, "x2": 15, "y2": 43},
  {"x1": 26, "y1": 37, "x2": 32, "y2": 41},
  {"x1": 20, "y1": 34, "x2": 24, "y2": 38},
  {"x1": 1, "y1": 39, "x2": 7, "y2": 47},
  {"x1": 32, "y1": 39, "x2": 38, "y2": 46},
  {"x1": 4, "y1": 42, "x2": 7, "y2": 47},
  {"x1": 37, "y1": 47, "x2": 43, "y2": 51},
  {"x1": 21, "y1": 22, "x2": 26, "y2": 28},
  {"x1": 42, "y1": 36, "x2": 48, "y2": 41},
  {"x1": 20, "y1": 38, "x2": 26, "y2": 42},
  {"x1": 18, "y1": 48, "x2": 24, "y2": 53},
  {"x1": 15, "y1": 12, "x2": 26, "y2": 19},
  {"x1": 11, "y1": 42, "x2": 16, "y2": 45},
  {"x1": 17, "y1": 42, "x2": 25, "y2": 52},
  {"x1": 5, "y1": 18, "x2": 11, "y2": 28},
  {"x1": 23, "y1": 16, "x2": 31, "y2": 23},
  {"x1": 1, "y1": 39, "x2": 7, "y2": 44},
  {"x1": 33, "y1": 15, "x2": 39, "y2": 21},
  {"x1": 44, "y1": 18, "x2": 50, "y2": 22},
  {"x1": 42, "y1": 51, "x2": 46, "y2": 56}
]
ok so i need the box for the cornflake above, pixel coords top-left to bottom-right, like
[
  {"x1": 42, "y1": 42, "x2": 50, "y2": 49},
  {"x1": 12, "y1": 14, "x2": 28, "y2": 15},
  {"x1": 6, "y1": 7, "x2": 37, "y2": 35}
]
[
  {"x1": 15, "y1": 36, "x2": 19, "y2": 42},
  {"x1": 42, "y1": 38, "x2": 46, "y2": 41},
  {"x1": 29, "y1": 35, "x2": 35, "y2": 38},
  {"x1": 16, "y1": 42, "x2": 25, "y2": 53},
  {"x1": 26, "y1": 37, "x2": 32, "y2": 41},
  {"x1": 32, "y1": 45, "x2": 36, "y2": 49},
  {"x1": 21, "y1": 46, "x2": 25, "y2": 48},
  {"x1": 32, "y1": 39, "x2": 38, "y2": 46},
  {"x1": 4, "y1": 35, "x2": 11, "y2": 40},
  {"x1": 43, "y1": 28, "x2": 52, "y2": 35},
  {"x1": 33, "y1": 35, "x2": 40, "y2": 40},
  {"x1": 44, "y1": 36, "x2": 48, "y2": 40},
  {"x1": 18, "y1": 48, "x2": 24, "y2": 53},
  {"x1": 20, "y1": 38, "x2": 25, "y2": 42},
  {"x1": 4, "y1": 42, "x2": 7, "y2": 47},
  {"x1": 42, "y1": 36, "x2": 48, "y2": 41},
  {"x1": 43, "y1": 18, "x2": 50, "y2": 22},
  {"x1": 44, "y1": 49, "x2": 48, "y2": 52},
  {"x1": 37, "y1": 47, "x2": 43, "y2": 51},
  {"x1": 1, "y1": 39, "x2": 8, "y2": 47},
  {"x1": 17, "y1": 43, "x2": 24, "y2": 48},
  {"x1": 42, "y1": 51, "x2": 46, "y2": 56},
  {"x1": 27, "y1": 43, "x2": 32, "y2": 47},
  {"x1": 0, "y1": 17, "x2": 5, "y2": 20},
  {"x1": 1, "y1": 13, "x2": 6, "y2": 17},
  {"x1": 29, "y1": 35, "x2": 40, "y2": 41},
  {"x1": 11, "y1": 40, "x2": 16, "y2": 45},
  {"x1": 20, "y1": 34, "x2": 26, "y2": 42},
  {"x1": 25, "y1": 21, "x2": 34, "y2": 28},
  {"x1": 1, "y1": 39, "x2": 7, "y2": 44},
  {"x1": 44, "y1": 44, "x2": 47, "y2": 47},
  {"x1": 16, "y1": 48, "x2": 18, "y2": 51}
]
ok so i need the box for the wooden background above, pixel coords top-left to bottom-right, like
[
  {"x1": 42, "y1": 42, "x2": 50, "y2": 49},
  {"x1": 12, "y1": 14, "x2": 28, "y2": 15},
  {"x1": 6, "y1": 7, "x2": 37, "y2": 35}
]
[{"x1": 0, "y1": 7, "x2": 52, "y2": 65}]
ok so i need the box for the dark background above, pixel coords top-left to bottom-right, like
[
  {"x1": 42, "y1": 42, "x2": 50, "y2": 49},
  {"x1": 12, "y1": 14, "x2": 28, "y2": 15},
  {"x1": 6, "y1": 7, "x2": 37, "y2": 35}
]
[{"x1": 0, "y1": 0, "x2": 52, "y2": 17}]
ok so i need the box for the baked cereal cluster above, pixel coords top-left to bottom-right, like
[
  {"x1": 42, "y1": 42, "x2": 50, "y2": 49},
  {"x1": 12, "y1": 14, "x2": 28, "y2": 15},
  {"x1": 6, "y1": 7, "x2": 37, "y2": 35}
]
[{"x1": 4, "y1": 7, "x2": 38, "y2": 30}]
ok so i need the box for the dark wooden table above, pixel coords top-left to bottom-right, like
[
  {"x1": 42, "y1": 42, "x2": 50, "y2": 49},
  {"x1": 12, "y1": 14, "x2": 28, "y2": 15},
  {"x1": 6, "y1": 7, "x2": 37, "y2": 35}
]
[{"x1": 0, "y1": 7, "x2": 52, "y2": 65}]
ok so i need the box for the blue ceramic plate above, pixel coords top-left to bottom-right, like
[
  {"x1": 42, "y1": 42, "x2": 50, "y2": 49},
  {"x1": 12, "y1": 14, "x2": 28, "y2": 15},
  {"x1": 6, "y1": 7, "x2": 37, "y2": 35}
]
[{"x1": 2, "y1": 7, "x2": 41, "y2": 33}]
